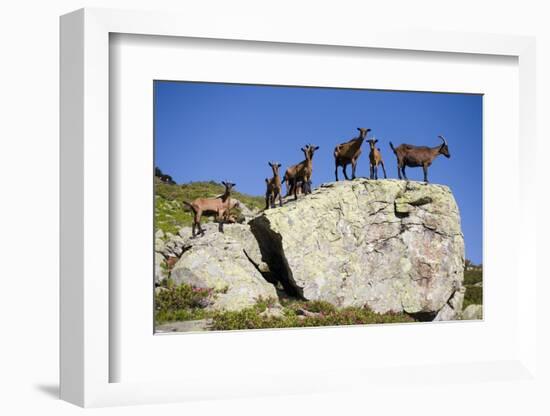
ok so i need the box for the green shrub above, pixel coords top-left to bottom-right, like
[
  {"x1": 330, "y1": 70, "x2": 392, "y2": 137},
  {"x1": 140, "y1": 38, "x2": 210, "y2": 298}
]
[
  {"x1": 155, "y1": 282, "x2": 214, "y2": 324},
  {"x1": 464, "y1": 269, "x2": 482, "y2": 286},
  {"x1": 463, "y1": 286, "x2": 483, "y2": 309}
]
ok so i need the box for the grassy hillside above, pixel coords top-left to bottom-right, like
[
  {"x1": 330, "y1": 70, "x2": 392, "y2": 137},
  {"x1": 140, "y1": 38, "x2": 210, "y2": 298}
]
[{"x1": 155, "y1": 179, "x2": 265, "y2": 235}]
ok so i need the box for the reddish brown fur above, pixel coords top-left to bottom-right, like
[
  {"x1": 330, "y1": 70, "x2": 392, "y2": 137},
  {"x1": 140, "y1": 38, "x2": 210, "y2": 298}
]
[
  {"x1": 367, "y1": 138, "x2": 387, "y2": 180},
  {"x1": 333, "y1": 127, "x2": 371, "y2": 181},
  {"x1": 182, "y1": 181, "x2": 236, "y2": 237},
  {"x1": 389, "y1": 135, "x2": 450, "y2": 182},
  {"x1": 282, "y1": 144, "x2": 319, "y2": 200},
  {"x1": 265, "y1": 162, "x2": 283, "y2": 209}
]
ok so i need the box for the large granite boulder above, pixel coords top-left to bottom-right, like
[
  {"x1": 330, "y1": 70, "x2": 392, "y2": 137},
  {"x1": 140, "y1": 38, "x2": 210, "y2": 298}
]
[{"x1": 250, "y1": 179, "x2": 465, "y2": 319}]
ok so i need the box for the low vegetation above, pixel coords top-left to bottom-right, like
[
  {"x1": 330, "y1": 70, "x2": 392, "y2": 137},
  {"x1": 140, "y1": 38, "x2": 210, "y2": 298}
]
[
  {"x1": 155, "y1": 281, "x2": 415, "y2": 330},
  {"x1": 211, "y1": 300, "x2": 414, "y2": 331},
  {"x1": 463, "y1": 269, "x2": 482, "y2": 285},
  {"x1": 463, "y1": 267, "x2": 483, "y2": 309},
  {"x1": 155, "y1": 280, "x2": 214, "y2": 323},
  {"x1": 155, "y1": 178, "x2": 265, "y2": 235},
  {"x1": 463, "y1": 286, "x2": 482, "y2": 309}
]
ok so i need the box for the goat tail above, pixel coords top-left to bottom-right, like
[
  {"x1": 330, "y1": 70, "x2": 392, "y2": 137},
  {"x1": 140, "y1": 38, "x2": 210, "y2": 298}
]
[
  {"x1": 281, "y1": 174, "x2": 287, "y2": 185},
  {"x1": 389, "y1": 141, "x2": 397, "y2": 154},
  {"x1": 181, "y1": 200, "x2": 196, "y2": 213}
]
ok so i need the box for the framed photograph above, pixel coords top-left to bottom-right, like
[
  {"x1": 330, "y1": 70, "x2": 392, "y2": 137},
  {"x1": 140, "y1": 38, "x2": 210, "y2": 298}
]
[
  {"x1": 60, "y1": 8, "x2": 538, "y2": 408},
  {"x1": 152, "y1": 80, "x2": 480, "y2": 333}
]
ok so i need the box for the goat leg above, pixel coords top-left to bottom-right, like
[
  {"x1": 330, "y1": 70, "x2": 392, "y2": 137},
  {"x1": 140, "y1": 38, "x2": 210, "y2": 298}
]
[
  {"x1": 334, "y1": 164, "x2": 339, "y2": 182},
  {"x1": 380, "y1": 161, "x2": 387, "y2": 179},
  {"x1": 351, "y1": 160, "x2": 357, "y2": 180},
  {"x1": 286, "y1": 180, "x2": 293, "y2": 197},
  {"x1": 303, "y1": 178, "x2": 310, "y2": 194},
  {"x1": 423, "y1": 165, "x2": 429, "y2": 183},
  {"x1": 216, "y1": 209, "x2": 226, "y2": 233},
  {"x1": 343, "y1": 164, "x2": 349, "y2": 180},
  {"x1": 401, "y1": 166, "x2": 408, "y2": 180},
  {"x1": 196, "y1": 221, "x2": 205, "y2": 237}
]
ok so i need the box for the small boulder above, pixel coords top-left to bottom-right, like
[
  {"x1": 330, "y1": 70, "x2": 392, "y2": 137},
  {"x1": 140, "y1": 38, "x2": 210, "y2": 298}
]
[
  {"x1": 461, "y1": 304, "x2": 483, "y2": 320},
  {"x1": 154, "y1": 252, "x2": 168, "y2": 285}
]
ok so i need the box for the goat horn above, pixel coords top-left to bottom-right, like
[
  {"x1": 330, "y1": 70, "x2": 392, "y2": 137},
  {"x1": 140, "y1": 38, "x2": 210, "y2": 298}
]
[{"x1": 438, "y1": 135, "x2": 447, "y2": 146}]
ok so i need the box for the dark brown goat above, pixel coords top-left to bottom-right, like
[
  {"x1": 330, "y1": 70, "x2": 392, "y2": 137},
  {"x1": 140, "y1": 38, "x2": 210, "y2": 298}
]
[
  {"x1": 265, "y1": 162, "x2": 283, "y2": 209},
  {"x1": 333, "y1": 127, "x2": 371, "y2": 181},
  {"x1": 389, "y1": 135, "x2": 450, "y2": 182},
  {"x1": 282, "y1": 144, "x2": 319, "y2": 200},
  {"x1": 367, "y1": 138, "x2": 387, "y2": 180}
]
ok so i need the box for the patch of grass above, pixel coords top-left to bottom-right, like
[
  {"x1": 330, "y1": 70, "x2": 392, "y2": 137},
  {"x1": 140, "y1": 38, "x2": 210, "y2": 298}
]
[
  {"x1": 464, "y1": 269, "x2": 482, "y2": 286},
  {"x1": 462, "y1": 269, "x2": 483, "y2": 309},
  {"x1": 210, "y1": 299, "x2": 414, "y2": 331},
  {"x1": 155, "y1": 282, "x2": 415, "y2": 330},
  {"x1": 463, "y1": 286, "x2": 483, "y2": 309},
  {"x1": 155, "y1": 178, "x2": 265, "y2": 235}
]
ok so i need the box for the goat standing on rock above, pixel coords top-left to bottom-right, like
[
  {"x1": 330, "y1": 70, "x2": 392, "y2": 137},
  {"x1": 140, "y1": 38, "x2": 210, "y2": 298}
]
[
  {"x1": 367, "y1": 137, "x2": 387, "y2": 180},
  {"x1": 333, "y1": 127, "x2": 371, "y2": 181},
  {"x1": 282, "y1": 144, "x2": 319, "y2": 200},
  {"x1": 182, "y1": 181, "x2": 236, "y2": 237},
  {"x1": 390, "y1": 135, "x2": 450, "y2": 183},
  {"x1": 265, "y1": 162, "x2": 283, "y2": 209}
]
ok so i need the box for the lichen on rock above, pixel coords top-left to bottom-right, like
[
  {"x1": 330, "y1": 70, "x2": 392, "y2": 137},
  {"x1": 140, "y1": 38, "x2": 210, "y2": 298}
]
[
  {"x1": 250, "y1": 179, "x2": 465, "y2": 319},
  {"x1": 169, "y1": 223, "x2": 279, "y2": 311}
]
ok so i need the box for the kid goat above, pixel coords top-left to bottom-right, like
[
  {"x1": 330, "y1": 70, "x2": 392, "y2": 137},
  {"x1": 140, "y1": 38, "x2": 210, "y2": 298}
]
[
  {"x1": 265, "y1": 161, "x2": 283, "y2": 209},
  {"x1": 389, "y1": 135, "x2": 450, "y2": 183},
  {"x1": 367, "y1": 137, "x2": 387, "y2": 180},
  {"x1": 282, "y1": 144, "x2": 319, "y2": 200},
  {"x1": 182, "y1": 181, "x2": 236, "y2": 237},
  {"x1": 333, "y1": 127, "x2": 371, "y2": 181}
]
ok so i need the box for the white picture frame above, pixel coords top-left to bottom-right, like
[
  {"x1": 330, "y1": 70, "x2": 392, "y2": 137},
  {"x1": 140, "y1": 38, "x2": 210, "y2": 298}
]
[{"x1": 60, "y1": 8, "x2": 539, "y2": 408}]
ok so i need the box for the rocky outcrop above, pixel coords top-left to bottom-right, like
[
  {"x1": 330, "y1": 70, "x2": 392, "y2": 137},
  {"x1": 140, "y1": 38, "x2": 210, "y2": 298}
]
[
  {"x1": 156, "y1": 179, "x2": 466, "y2": 320},
  {"x1": 166, "y1": 223, "x2": 278, "y2": 311},
  {"x1": 250, "y1": 179, "x2": 465, "y2": 319}
]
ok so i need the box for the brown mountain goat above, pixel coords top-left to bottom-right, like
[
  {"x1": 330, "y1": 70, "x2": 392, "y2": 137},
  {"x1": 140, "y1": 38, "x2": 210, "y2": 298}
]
[
  {"x1": 182, "y1": 181, "x2": 236, "y2": 237},
  {"x1": 333, "y1": 127, "x2": 371, "y2": 181},
  {"x1": 284, "y1": 180, "x2": 307, "y2": 197},
  {"x1": 265, "y1": 161, "x2": 283, "y2": 209},
  {"x1": 282, "y1": 144, "x2": 319, "y2": 200},
  {"x1": 367, "y1": 138, "x2": 387, "y2": 180},
  {"x1": 389, "y1": 135, "x2": 450, "y2": 183}
]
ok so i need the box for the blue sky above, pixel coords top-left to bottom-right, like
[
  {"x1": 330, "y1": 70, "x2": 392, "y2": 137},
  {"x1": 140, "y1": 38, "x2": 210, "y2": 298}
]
[{"x1": 154, "y1": 81, "x2": 483, "y2": 264}]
